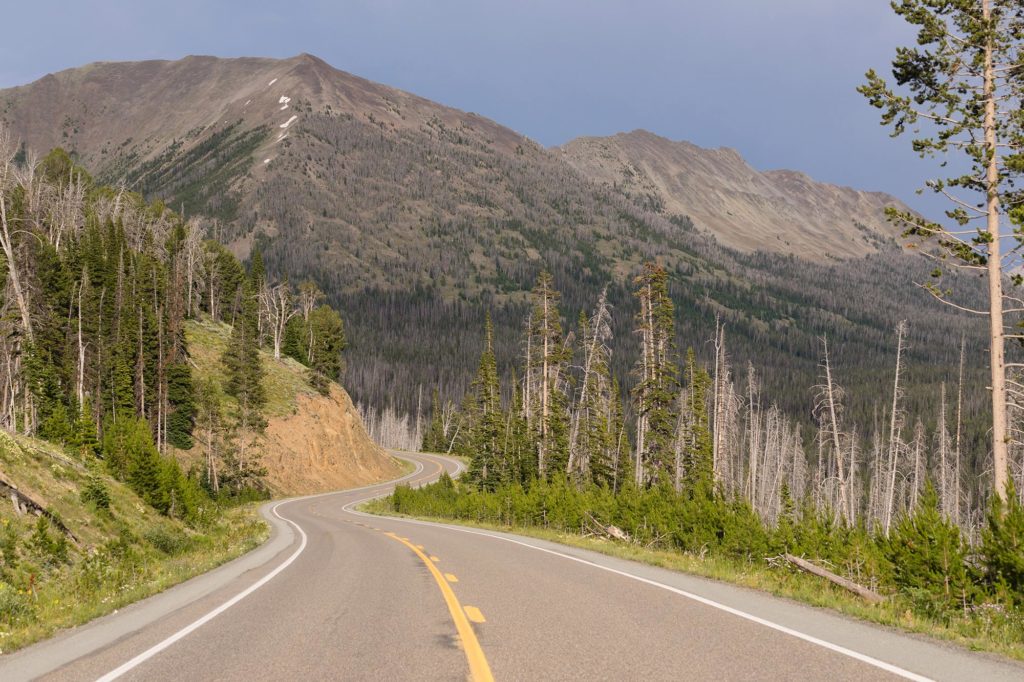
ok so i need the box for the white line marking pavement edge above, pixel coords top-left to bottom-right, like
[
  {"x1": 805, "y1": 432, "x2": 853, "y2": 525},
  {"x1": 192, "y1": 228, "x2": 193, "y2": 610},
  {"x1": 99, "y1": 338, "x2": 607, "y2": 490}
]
[
  {"x1": 348, "y1": 491, "x2": 932, "y2": 682},
  {"x1": 94, "y1": 457, "x2": 429, "y2": 681}
]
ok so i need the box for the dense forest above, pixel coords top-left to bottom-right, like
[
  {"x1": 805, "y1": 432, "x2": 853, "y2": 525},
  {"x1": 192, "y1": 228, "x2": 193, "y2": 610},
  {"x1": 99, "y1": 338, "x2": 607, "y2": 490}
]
[
  {"x1": 0, "y1": 126, "x2": 346, "y2": 516},
  {"x1": 393, "y1": 265, "x2": 1024, "y2": 638},
  {"x1": 422, "y1": 266, "x2": 1021, "y2": 532}
]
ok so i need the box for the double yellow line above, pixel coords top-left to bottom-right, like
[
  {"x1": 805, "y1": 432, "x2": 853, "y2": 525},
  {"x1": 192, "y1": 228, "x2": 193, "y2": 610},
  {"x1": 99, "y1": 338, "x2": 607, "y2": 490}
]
[{"x1": 384, "y1": 533, "x2": 494, "y2": 682}]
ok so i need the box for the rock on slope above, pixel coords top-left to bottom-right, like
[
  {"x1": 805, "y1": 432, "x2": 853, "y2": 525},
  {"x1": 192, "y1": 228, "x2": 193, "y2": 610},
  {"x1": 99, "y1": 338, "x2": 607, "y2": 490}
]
[
  {"x1": 262, "y1": 384, "x2": 402, "y2": 495},
  {"x1": 558, "y1": 130, "x2": 905, "y2": 260}
]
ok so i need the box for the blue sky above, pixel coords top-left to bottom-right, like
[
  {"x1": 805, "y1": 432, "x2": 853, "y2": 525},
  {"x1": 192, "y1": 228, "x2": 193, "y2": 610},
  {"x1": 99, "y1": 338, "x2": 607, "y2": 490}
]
[{"x1": 1, "y1": 1, "x2": 942, "y2": 212}]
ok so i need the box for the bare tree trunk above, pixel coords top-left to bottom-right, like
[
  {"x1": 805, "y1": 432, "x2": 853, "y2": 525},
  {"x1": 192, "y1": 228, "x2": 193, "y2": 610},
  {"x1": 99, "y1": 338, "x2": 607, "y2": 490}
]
[
  {"x1": 0, "y1": 175, "x2": 34, "y2": 343},
  {"x1": 884, "y1": 321, "x2": 907, "y2": 535},
  {"x1": 76, "y1": 277, "x2": 86, "y2": 411},
  {"x1": 821, "y1": 337, "x2": 849, "y2": 522},
  {"x1": 955, "y1": 336, "x2": 965, "y2": 523},
  {"x1": 712, "y1": 317, "x2": 722, "y2": 482},
  {"x1": 983, "y1": 0, "x2": 1009, "y2": 500}
]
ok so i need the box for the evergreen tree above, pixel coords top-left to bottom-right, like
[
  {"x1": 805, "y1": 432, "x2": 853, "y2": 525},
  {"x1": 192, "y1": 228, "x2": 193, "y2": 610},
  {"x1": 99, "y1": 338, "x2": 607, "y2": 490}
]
[
  {"x1": 679, "y1": 349, "x2": 714, "y2": 494},
  {"x1": 165, "y1": 362, "x2": 195, "y2": 449},
  {"x1": 423, "y1": 389, "x2": 448, "y2": 452},
  {"x1": 980, "y1": 482, "x2": 1024, "y2": 605},
  {"x1": 632, "y1": 262, "x2": 677, "y2": 486},
  {"x1": 306, "y1": 305, "x2": 346, "y2": 394},
  {"x1": 885, "y1": 482, "x2": 972, "y2": 610},
  {"x1": 527, "y1": 272, "x2": 571, "y2": 478},
  {"x1": 860, "y1": 0, "x2": 1024, "y2": 500},
  {"x1": 467, "y1": 314, "x2": 505, "y2": 489},
  {"x1": 71, "y1": 397, "x2": 101, "y2": 458},
  {"x1": 221, "y1": 314, "x2": 267, "y2": 433}
]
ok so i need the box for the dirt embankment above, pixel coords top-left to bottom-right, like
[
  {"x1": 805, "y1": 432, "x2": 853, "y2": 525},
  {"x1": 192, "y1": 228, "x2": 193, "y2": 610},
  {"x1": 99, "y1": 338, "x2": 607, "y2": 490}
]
[{"x1": 261, "y1": 385, "x2": 402, "y2": 495}]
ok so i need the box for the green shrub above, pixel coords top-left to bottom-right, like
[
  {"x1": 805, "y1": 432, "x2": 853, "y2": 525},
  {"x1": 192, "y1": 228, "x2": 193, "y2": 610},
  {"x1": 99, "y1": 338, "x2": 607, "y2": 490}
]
[
  {"x1": 980, "y1": 483, "x2": 1024, "y2": 606},
  {"x1": 143, "y1": 526, "x2": 191, "y2": 556},
  {"x1": 885, "y1": 483, "x2": 972, "y2": 612}
]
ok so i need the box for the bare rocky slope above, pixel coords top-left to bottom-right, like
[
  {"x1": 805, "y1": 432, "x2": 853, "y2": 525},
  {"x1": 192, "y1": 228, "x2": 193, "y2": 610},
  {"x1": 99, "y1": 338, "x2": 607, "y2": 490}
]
[
  {"x1": 0, "y1": 54, "x2": 899, "y2": 266},
  {"x1": 558, "y1": 130, "x2": 904, "y2": 259}
]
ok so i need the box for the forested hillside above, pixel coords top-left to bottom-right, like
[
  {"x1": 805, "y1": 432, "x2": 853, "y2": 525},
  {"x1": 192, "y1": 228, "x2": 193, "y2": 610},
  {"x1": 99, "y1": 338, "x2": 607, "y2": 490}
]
[
  {"x1": 0, "y1": 121, "x2": 384, "y2": 507},
  {"x1": 0, "y1": 124, "x2": 396, "y2": 648},
  {"x1": 0, "y1": 54, "x2": 976, "y2": 442}
]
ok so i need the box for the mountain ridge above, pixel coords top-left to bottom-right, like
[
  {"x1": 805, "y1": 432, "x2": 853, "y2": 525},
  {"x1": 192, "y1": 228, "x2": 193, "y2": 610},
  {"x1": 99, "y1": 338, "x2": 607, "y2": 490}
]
[
  {"x1": 558, "y1": 129, "x2": 904, "y2": 259},
  {"x1": 0, "y1": 54, "x2": 901, "y2": 262}
]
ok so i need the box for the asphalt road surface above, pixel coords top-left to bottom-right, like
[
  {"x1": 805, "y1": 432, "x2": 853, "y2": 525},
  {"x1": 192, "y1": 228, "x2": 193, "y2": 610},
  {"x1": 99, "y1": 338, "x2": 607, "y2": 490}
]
[{"x1": 3, "y1": 452, "x2": 1023, "y2": 682}]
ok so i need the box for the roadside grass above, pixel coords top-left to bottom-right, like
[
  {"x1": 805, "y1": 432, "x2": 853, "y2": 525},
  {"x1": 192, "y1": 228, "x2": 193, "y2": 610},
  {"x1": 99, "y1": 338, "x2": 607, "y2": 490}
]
[
  {"x1": 363, "y1": 501, "x2": 1024, "y2": 663},
  {"x1": 0, "y1": 431, "x2": 269, "y2": 654}
]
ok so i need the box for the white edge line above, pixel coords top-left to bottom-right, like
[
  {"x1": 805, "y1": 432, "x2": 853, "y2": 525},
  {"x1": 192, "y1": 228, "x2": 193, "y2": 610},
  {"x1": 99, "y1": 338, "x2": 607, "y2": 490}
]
[
  {"x1": 347, "y1": 474, "x2": 932, "y2": 682},
  {"x1": 95, "y1": 457, "x2": 428, "y2": 681}
]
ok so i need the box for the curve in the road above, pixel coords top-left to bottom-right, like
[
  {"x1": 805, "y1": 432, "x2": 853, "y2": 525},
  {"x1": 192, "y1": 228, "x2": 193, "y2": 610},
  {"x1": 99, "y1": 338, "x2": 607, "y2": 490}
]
[{"x1": 4, "y1": 452, "x2": 1023, "y2": 682}]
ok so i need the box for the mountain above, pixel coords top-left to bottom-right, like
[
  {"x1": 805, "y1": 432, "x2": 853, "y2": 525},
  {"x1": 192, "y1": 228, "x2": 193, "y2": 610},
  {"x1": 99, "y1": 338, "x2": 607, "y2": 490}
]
[
  {"x1": 559, "y1": 130, "x2": 903, "y2": 260},
  {"x1": 0, "y1": 55, "x2": 986, "y2": 444}
]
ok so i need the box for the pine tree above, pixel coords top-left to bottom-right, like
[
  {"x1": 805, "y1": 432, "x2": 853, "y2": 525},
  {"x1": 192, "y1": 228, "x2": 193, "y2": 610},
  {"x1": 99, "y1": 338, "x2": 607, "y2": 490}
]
[
  {"x1": 221, "y1": 313, "x2": 267, "y2": 433},
  {"x1": 467, "y1": 314, "x2": 505, "y2": 489},
  {"x1": 423, "y1": 390, "x2": 448, "y2": 452},
  {"x1": 980, "y1": 481, "x2": 1024, "y2": 605},
  {"x1": 71, "y1": 397, "x2": 100, "y2": 458},
  {"x1": 885, "y1": 482, "x2": 971, "y2": 610},
  {"x1": 679, "y1": 349, "x2": 714, "y2": 495},
  {"x1": 306, "y1": 305, "x2": 346, "y2": 394},
  {"x1": 632, "y1": 262, "x2": 677, "y2": 486},
  {"x1": 165, "y1": 362, "x2": 195, "y2": 449},
  {"x1": 860, "y1": 0, "x2": 1024, "y2": 500},
  {"x1": 527, "y1": 272, "x2": 571, "y2": 478}
]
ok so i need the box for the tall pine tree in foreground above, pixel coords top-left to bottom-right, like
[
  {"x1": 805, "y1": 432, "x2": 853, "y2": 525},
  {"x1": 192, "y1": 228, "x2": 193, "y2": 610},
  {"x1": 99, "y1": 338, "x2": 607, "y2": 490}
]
[
  {"x1": 860, "y1": 0, "x2": 1024, "y2": 500},
  {"x1": 467, "y1": 314, "x2": 505, "y2": 489}
]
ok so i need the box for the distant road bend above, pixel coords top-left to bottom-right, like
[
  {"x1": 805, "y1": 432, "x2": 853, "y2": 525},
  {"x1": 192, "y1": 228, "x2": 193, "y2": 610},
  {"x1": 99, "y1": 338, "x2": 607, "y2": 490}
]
[{"x1": 3, "y1": 453, "x2": 1023, "y2": 681}]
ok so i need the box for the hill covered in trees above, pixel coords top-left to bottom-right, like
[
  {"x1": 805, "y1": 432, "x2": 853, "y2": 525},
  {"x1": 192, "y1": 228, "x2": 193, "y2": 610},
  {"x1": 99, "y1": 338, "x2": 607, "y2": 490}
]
[
  {"x1": 0, "y1": 54, "x2": 990, "y2": 467},
  {"x1": 0, "y1": 122, "x2": 395, "y2": 507}
]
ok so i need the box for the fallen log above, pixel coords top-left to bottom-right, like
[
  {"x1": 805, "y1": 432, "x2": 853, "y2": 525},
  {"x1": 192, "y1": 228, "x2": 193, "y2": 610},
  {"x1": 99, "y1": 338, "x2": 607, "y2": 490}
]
[
  {"x1": 0, "y1": 470, "x2": 80, "y2": 545},
  {"x1": 783, "y1": 553, "x2": 885, "y2": 604},
  {"x1": 584, "y1": 512, "x2": 633, "y2": 543}
]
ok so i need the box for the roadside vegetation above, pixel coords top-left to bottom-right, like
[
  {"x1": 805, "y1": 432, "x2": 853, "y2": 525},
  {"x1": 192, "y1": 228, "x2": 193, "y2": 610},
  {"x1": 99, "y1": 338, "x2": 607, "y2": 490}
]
[
  {"x1": 0, "y1": 130, "x2": 349, "y2": 652},
  {"x1": 383, "y1": 261, "x2": 1024, "y2": 661},
  {"x1": 0, "y1": 431, "x2": 267, "y2": 653}
]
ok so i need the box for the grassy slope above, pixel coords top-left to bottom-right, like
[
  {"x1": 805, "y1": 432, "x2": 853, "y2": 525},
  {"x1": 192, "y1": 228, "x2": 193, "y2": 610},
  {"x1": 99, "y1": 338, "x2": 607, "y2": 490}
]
[
  {"x1": 364, "y1": 502, "x2": 1024, "y2": 662},
  {"x1": 0, "y1": 431, "x2": 267, "y2": 654},
  {"x1": 185, "y1": 317, "x2": 315, "y2": 419}
]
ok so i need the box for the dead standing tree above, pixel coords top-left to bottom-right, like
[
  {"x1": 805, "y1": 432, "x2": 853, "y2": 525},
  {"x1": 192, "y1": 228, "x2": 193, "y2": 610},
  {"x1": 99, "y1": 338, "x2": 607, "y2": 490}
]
[{"x1": 261, "y1": 281, "x2": 298, "y2": 360}]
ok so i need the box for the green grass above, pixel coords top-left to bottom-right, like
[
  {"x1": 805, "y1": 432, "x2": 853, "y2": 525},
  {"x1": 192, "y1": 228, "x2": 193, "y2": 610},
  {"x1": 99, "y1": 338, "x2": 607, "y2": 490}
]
[
  {"x1": 0, "y1": 431, "x2": 269, "y2": 654},
  {"x1": 185, "y1": 317, "x2": 316, "y2": 418},
  {"x1": 363, "y1": 502, "x2": 1024, "y2": 663}
]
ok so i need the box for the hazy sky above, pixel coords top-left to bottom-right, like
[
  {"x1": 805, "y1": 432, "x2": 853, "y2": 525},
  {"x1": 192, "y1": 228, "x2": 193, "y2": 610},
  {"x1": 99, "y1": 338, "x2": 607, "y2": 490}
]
[{"x1": 1, "y1": 1, "x2": 942, "y2": 212}]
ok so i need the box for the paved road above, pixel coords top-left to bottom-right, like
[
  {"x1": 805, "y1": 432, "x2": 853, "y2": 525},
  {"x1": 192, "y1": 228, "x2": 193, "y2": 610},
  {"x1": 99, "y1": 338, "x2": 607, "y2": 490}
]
[{"x1": 3, "y1": 452, "x2": 1023, "y2": 681}]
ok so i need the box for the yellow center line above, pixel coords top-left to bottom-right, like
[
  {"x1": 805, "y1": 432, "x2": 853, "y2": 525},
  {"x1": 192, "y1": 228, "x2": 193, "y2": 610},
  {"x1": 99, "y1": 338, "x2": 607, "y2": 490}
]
[
  {"x1": 445, "y1": 573, "x2": 459, "y2": 583},
  {"x1": 384, "y1": 533, "x2": 493, "y2": 682},
  {"x1": 429, "y1": 556, "x2": 440, "y2": 562},
  {"x1": 464, "y1": 606, "x2": 486, "y2": 624}
]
